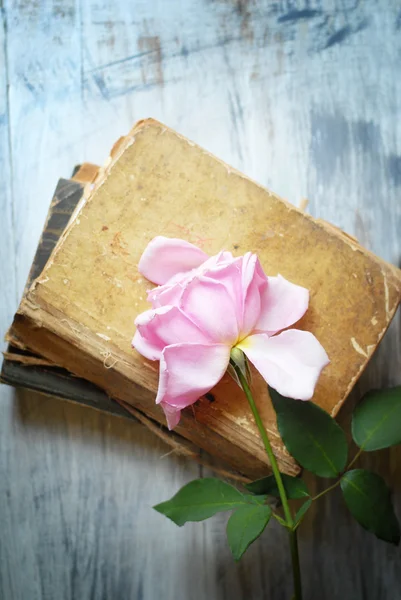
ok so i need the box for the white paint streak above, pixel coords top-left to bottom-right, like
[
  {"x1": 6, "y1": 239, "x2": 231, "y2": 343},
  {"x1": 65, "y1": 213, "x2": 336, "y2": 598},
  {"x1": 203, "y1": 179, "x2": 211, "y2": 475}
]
[
  {"x1": 351, "y1": 337, "x2": 368, "y2": 358},
  {"x1": 96, "y1": 333, "x2": 111, "y2": 341}
]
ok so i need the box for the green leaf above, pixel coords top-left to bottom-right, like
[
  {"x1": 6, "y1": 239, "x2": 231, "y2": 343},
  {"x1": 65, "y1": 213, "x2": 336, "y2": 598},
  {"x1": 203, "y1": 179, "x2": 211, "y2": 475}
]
[
  {"x1": 270, "y1": 387, "x2": 348, "y2": 478},
  {"x1": 294, "y1": 498, "x2": 312, "y2": 526},
  {"x1": 248, "y1": 494, "x2": 270, "y2": 506},
  {"x1": 352, "y1": 387, "x2": 401, "y2": 451},
  {"x1": 245, "y1": 474, "x2": 309, "y2": 499},
  {"x1": 154, "y1": 478, "x2": 257, "y2": 526},
  {"x1": 227, "y1": 504, "x2": 272, "y2": 560},
  {"x1": 341, "y1": 469, "x2": 400, "y2": 545}
]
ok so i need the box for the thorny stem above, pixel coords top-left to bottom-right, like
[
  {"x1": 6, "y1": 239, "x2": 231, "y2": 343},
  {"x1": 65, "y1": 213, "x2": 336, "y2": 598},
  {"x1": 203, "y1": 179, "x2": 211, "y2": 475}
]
[{"x1": 232, "y1": 361, "x2": 303, "y2": 600}]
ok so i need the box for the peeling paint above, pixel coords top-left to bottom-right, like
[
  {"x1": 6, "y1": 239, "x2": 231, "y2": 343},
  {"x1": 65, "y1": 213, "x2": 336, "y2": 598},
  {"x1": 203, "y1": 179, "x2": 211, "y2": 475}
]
[
  {"x1": 351, "y1": 337, "x2": 368, "y2": 358},
  {"x1": 96, "y1": 332, "x2": 111, "y2": 341}
]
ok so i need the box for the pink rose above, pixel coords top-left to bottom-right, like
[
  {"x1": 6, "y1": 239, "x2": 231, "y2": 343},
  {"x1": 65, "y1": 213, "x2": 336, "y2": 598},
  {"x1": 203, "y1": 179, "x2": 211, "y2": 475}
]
[{"x1": 132, "y1": 237, "x2": 329, "y2": 429}]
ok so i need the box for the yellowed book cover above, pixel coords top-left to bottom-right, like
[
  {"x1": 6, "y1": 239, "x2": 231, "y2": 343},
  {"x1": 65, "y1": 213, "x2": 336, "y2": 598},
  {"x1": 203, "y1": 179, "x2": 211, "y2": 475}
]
[{"x1": 11, "y1": 119, "x2": 401, "y2": 478}]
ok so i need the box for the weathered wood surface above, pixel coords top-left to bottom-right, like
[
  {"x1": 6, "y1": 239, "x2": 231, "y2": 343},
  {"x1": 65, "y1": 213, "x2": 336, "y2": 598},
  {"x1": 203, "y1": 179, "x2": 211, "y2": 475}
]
[{"x1": 0, "y1": 1, "x2": 400, "y2": 599}]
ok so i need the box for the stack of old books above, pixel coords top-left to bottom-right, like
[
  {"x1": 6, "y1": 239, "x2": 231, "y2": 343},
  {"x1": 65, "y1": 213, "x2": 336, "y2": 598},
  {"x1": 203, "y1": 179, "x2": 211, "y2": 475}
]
[{"x1": 2, "y1": 119, "x2": 401, "y2": 480}]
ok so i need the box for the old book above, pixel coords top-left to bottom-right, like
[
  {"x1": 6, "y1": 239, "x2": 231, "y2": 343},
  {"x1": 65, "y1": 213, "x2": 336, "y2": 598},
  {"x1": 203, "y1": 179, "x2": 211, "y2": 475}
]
[
  {"x1": 1, "y1": 174, "x2": 134, "y2": 420},
  {"x1": 6, "y1": 169, "x2": 99, "y2": 351},
  {"x1": 10, "y1": 119, "x2": 401, "y2": 478},
  {"x1": 3, "y1": 171, "x2": 242, "y2": 481}
]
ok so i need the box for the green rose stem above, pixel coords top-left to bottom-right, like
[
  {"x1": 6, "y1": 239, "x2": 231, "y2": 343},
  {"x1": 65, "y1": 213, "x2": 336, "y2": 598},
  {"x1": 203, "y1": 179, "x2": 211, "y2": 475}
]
[{"x1": 231, "y1": 360, "x2": 303, "y2": 600}]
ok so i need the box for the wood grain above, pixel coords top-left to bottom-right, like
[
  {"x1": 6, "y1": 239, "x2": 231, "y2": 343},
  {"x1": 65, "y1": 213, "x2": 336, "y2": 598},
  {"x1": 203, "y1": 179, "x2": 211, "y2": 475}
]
[{"x1": 1, "y1": 1, "x2": 401, "y2": 599}]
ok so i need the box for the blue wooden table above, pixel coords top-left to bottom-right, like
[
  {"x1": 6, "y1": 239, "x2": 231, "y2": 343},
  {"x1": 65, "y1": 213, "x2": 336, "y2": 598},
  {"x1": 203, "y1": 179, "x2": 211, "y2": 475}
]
[{"x1": 1, "y1": 2, "x2": 400, "y2": 598}]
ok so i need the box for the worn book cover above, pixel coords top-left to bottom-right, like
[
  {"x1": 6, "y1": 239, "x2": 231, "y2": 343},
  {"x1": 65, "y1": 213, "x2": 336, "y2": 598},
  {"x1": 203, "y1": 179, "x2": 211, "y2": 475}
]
[
  {"x1": 1, "y1": 173, "x2": 250, "y2": 482},
  {"x1": 9, "y1": 119, "x2": 401, "y2": 478},
  {"x1": 1, "y1": 175, "x2": 137, "y2": 421}
]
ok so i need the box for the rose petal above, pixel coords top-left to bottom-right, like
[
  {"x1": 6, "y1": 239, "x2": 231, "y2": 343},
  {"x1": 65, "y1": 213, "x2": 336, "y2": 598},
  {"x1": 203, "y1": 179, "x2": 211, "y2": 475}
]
[
  {"x1": 147, "y1": 249, "x2": 238, "y2": 309},
  {"x1": 180, "y1": 277, "x2": 239, "y2": 344},
  {"x1": 147, "y1": 280, "x2": 184, "y2": 309},
  {"x1": 139, "y1": 236, "x2": 209, "y2": 285},
  {"x1": 155, "y1": 343, "x2": 231, "y2": 427},
  {"x1": 132, "y1": 329, "x2": 161, "y2": 361},
  {"x1": 132, "y1": 305, "x2": 212, "y2": 360},
  {"x1": 238, "y1": 330, "x2": 329, "y2": 400},
  {"x1": 204, "y1": 256, "x2": 243, "y2": 325},
  {"x1": 160, "y1": 402, "x2": 181, "y2": 430},
  {"x1": 255, "y1": 275, "x2": 309, "y2": 334},
  {"x1": 216, "y1": 250, "x2": 234, "y2": 263},
  {"x1": 201, "y1": 250, "x2": 234, "y2": 270},
  {"x1": 241, "y1": 254, "x2": 268, "y2": 337}
]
